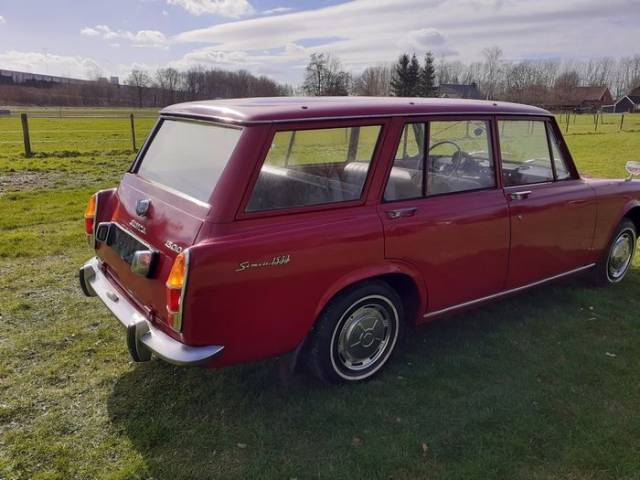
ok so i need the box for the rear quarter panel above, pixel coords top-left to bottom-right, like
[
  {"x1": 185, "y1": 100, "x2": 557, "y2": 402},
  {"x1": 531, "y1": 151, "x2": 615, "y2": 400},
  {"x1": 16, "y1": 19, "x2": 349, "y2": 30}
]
[{"x1": 184, "y1": 206, "x2": 386, "y2": 366}]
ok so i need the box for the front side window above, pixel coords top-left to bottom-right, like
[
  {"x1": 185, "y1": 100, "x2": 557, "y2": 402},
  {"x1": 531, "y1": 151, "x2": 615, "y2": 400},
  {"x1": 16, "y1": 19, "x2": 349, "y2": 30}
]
[
  {"x1": 427, "y1": 120, "x2": 495, "y2": 196},
  {"x1": 499, "y1": 120, "x2": 553, "y2": 187},
  {"x1": 137, "y1": 119, "x2": 242, "y2": 203},
  {"x1": 246, "y1": 125, "x2": 382, "y2": 212},
  {"x1": 384, "y1": 120, "x2": 495, "y2": 201}
]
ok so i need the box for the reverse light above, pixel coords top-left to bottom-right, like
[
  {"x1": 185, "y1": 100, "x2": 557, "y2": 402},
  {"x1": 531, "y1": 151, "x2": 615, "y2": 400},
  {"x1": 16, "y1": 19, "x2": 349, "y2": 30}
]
[
  {"x1": 84, "y1": 193, "x2": 98, "y2": 243},
  {"x1": 166, "y1": 250, "x2": 189, "y2": 332}
]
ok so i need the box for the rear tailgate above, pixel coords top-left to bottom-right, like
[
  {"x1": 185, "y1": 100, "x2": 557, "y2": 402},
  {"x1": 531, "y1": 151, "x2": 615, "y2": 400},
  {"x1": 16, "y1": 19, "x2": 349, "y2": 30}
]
[
  {"x1": 96, "y1": 173, "x2": 208, "y2": 327},
  {"x1": 93, "y1": 117, "x2": 243, "y2": 331}
]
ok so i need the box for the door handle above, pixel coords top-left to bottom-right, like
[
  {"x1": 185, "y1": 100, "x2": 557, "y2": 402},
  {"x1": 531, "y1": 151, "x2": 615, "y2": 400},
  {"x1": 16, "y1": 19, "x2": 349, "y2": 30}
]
[
  {"x1": 386, "y1": 207, "x2": 417, "y2": 219},
  {"x1": 509, "y1": 190, "x2": 532, "y2": 200}
]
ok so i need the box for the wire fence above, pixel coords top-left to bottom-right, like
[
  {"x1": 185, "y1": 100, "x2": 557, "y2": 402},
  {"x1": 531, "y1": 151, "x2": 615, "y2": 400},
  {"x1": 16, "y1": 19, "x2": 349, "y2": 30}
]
[
  {"x1": 0, "y1": 113, "x2": 158, "y2": 156},
  {"x1": 1, "y1": 110, "x2": 639, "y2": 158}
]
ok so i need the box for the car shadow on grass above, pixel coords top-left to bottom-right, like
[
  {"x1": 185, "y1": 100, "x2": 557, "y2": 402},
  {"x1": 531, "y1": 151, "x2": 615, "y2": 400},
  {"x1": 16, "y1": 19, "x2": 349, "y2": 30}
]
[{"x1": 106, "y1": 275, "x2": 640, "y2": 480}]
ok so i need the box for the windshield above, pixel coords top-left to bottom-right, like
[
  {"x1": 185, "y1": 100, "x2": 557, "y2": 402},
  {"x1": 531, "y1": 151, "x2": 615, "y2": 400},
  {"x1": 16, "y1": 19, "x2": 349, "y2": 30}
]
[{"x1": 136, "y1": 119, "x2": 242, "y2": 203}]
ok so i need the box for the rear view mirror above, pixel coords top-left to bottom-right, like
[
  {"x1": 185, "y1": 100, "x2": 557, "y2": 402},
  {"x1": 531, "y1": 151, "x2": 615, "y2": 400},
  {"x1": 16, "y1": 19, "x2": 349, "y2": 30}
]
[{"x1": 625, "y1": 161, "x2": 640, "y2": 180}]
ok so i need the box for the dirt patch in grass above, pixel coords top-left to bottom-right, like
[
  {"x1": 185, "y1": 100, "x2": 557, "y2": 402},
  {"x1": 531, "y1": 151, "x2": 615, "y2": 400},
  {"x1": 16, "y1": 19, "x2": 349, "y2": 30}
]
[{"x1": 0, "y1": 171, "x2": 113, "y2": 195}]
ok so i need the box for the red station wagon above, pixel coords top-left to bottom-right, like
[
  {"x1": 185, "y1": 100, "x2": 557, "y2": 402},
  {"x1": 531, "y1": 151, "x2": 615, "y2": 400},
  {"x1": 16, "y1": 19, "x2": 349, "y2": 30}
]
[{"x1": 79, "y1": 97, "x2": 640, "y2": 383}]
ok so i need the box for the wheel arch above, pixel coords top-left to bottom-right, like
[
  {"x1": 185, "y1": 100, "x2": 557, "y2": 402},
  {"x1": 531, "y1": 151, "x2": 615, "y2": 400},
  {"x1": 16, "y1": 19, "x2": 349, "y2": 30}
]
[
  {"x1": 312, "y1": 261, "x2": 427, "y2": 327},
  {"x1": 622, "y1": 202, "x2": 640, "y2": 233}
]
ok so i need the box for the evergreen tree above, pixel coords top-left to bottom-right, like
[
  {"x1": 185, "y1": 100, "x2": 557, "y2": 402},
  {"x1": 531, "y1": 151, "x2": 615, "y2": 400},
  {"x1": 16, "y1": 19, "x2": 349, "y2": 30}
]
[
  {"x1": 420, "y1": 51, "x2": 437, "y2": 97},
  {"x1": 391, "y1": 54, "x2": 411, "y2": 96},
  {"x1": 407, "y1": 54, "x2": 421, "y2": 96}
]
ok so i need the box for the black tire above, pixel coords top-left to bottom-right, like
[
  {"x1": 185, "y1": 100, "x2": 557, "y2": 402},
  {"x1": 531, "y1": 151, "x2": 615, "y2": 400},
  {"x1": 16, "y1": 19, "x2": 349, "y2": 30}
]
[
  {"x1": 306, "y1": 280, "x2": 403, "y2": 384},
  {"x1": 590, "y1": 219, "x2": 637, "y2": 287}
]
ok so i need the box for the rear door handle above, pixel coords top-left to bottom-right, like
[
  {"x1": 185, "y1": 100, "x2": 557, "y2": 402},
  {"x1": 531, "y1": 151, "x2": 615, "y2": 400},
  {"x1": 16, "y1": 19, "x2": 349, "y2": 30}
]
[
  {"x1": 509, "y1": 190, "x2": 532, "y2": 200},
  {"x1": 386, "y1": 207, "x2": 417, "y2": 219}
]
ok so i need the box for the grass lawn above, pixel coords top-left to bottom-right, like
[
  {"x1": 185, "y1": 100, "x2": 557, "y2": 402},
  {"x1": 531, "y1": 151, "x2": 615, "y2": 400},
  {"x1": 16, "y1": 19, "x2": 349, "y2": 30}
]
[{"x1": 1, "y1": 112, "x2": 640, "y2": 479}]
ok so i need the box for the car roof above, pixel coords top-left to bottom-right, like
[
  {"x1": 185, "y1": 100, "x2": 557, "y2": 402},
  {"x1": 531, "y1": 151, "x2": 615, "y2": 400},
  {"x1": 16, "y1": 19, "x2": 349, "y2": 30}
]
[{"x1": 160, "y1": 96, "x2": 551, "y2": 125}]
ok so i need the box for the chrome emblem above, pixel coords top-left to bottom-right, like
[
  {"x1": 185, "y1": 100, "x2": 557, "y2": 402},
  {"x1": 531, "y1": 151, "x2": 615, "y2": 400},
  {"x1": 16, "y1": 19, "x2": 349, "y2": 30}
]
[
  {"x1": 165, "y1": 240, "x2": 183, "y2": 254},
  {"x1": 129, "y1": 219, "x2": 146, "y2": 235},
  {"x1": 136, "y1": 199, "x2": 151, "y2": 217},
  {"x1": 236, "y1": 255, "x2": 291, "y2": 272}
]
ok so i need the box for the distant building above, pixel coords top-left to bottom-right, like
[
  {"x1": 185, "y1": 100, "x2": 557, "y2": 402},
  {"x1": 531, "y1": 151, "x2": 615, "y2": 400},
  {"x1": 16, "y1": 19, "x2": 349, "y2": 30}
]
[
  {"x1": 608, "y1": 86, "x2": 640, "y2": 113},
  {"x1": 110, "y1": 76, "x2": 119, "y2": 85},
  {"x1": 542, "y1": 86, "x2": 613, "y2": 112},
  {"x1": 437, "y1": 83, "x2": 482, "y2": 100},
  {"x1": 0, "y1": 68, "x2": 92, "y2": 87}
]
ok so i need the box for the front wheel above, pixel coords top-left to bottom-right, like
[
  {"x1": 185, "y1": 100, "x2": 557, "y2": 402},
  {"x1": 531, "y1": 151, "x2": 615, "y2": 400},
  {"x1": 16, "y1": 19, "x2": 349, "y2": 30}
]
[
  {"x1": 306, "y1": 281, "x2": 403, "y2": 384},
  {"x1": 590, "y1": 219, "x2": 637, "y2": 286}
]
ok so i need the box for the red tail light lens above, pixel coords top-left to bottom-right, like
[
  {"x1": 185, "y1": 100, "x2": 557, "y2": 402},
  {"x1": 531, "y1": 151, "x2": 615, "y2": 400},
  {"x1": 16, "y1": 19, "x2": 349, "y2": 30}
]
[{"x1": 166, "y1": 250, "x2": 189, "y2": 331}]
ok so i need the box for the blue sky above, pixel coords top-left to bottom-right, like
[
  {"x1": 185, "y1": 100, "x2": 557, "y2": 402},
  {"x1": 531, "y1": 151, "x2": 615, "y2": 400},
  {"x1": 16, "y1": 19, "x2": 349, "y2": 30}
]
[{"x1": 0, "y1": 0, "x2": 638, "y2": 84}]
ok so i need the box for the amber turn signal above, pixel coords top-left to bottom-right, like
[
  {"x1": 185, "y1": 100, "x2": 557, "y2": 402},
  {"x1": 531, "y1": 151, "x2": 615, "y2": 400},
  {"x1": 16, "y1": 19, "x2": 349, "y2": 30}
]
[
  {"x1": 166, "y1": 250, "x2": 189, "y2": 331},
  {"x1": 84, "y1": 193, "x2": 97, "y2": 237}
]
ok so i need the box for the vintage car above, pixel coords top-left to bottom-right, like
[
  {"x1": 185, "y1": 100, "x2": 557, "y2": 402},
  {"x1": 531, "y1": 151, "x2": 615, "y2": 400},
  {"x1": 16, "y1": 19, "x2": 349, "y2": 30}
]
[{"x1": 79, "y1": 97, "x2": 640, "y2": 383}]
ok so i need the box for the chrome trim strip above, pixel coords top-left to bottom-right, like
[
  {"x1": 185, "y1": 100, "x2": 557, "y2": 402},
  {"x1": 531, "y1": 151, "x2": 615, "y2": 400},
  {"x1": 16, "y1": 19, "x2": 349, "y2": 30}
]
[
  {"x1": 423, "y1": 263, "x2": 595, "y2": 318},
  {"x1": 79, "y1": 257, "x2": 223, "y2": 366}
]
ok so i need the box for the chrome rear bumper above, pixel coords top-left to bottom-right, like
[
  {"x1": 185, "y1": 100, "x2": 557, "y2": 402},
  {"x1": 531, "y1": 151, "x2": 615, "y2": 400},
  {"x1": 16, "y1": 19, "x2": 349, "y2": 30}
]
[{"x1": 79, "y1": 257, "x2": 223, "y2": 366}]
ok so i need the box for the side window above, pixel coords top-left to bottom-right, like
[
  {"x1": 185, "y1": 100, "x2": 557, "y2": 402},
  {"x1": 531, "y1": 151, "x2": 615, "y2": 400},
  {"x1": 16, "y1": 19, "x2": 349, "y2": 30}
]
[
  {"x1": 384, "y1": 123, "x2": 425, "y2": 201},
  {"x1": 499, "y1": 120, "x2": 554, "y2": 187},
  {"x1": 427, "y1": 120, "x2": 495, "y2": 196},
  {"x1": 384, "y1": 120, "x2": 496, "y2": 202},
  {"x1": 548, "y1": 127, "x2": 573, "y2": 180},
  {"x1": 246, "y1": 125, "x2": 382, "y2": 212}
]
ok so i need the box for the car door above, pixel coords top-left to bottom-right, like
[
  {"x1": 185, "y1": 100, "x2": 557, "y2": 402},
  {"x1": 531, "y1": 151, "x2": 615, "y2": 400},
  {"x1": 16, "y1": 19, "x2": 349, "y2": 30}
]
[
  {"x1": 498, "y1": 117, "x2": 597, "y2": 288},
  {"x1": 378, "y1": 117, "x2": 510, "y2": 317}
]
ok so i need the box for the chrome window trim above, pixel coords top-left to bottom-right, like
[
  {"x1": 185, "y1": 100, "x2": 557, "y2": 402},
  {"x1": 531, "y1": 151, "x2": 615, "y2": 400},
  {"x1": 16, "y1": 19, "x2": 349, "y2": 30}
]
[{"x1": 423, "y1": 263, "x2": 595, "y2": 318}]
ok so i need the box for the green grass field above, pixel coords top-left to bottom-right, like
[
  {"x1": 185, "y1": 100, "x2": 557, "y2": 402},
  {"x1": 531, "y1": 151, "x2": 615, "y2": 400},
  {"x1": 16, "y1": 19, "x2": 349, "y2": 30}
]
[{"x1": 1, "y1": 112, "x2": 640, "y2": 479}]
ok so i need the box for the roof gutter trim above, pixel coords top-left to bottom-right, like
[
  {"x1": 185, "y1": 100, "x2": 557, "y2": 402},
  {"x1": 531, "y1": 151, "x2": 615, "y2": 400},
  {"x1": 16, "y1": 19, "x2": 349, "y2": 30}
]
[{"x1": 161, "y1": 110, "x2": 551, "y2": 125}]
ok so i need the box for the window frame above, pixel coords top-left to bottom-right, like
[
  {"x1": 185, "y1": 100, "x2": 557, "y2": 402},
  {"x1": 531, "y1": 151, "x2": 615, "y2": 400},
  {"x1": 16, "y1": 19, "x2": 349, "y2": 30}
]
[
  {"x1": 236, "y1": 118, "x2": 388, "y2": 220},
  {"x1": 382, "y1": 115, "x2": 499, "y2": 204}
]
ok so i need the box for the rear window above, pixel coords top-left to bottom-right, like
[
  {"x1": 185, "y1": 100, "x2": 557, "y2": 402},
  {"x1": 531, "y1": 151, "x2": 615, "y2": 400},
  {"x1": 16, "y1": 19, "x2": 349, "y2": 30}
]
[{"x1": 136, "y1": 119, "x2": 242, "y2": 203}]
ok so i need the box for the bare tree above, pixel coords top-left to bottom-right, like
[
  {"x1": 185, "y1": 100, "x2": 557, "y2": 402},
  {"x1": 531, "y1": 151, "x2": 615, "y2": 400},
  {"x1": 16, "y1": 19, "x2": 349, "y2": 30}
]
[
  {"x1": 480, "y1": 46, "x2": 503, "y2": 100},
  {"x1": 127, "y1": 69, "x2": 152, "y2": 108},
  {"x1": 302, "y1": 53, "x2": 350, "y2": 96},
  {"x1": 352, "y1": 65, "x2": 391, "y2": 96}
]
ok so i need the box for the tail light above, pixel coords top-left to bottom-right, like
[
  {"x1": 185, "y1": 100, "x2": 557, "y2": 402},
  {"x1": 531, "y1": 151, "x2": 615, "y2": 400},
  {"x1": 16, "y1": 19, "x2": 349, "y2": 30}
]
[
  {"x1": 84, "y1": 193, "x2": 97, "y2": 244},
  {"x1": 166, "y1": 250, "x2": 189, "y2": 332}
]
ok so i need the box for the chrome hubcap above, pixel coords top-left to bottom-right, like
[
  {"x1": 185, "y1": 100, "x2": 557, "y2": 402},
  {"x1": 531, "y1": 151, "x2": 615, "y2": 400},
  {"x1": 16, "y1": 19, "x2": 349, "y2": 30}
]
[
  {"x1": 336, "y1": 303, "x2": 392, "y2": 372},
  {"x1": 608, "y1": 231, "x2": 634, "y2": 280}
]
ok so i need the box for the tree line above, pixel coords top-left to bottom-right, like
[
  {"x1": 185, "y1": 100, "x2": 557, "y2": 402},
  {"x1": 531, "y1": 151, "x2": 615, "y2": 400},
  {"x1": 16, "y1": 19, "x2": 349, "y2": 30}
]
[
  {"x1": 302, "y1": 48, "x2": 640, "y2": 102},
  {"x1": 127, "y1": 67, "x2": 291, "y2": 108}
]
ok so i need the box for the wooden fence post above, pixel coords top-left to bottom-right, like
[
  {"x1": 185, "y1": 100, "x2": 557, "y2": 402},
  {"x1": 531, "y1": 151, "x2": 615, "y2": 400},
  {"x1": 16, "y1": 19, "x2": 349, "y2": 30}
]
[
  {"x1": 565, "y1": 112, "x2": 570, "y2": 133},
  {"x1": 20, "y1": 113, "x2": 32, "y2": 157},
  {"x1": 130, "y1": 113, "x2": 137, "y2": 152},
  {"x1": 620, "y1": 114, "x2": 625, "y2": 131}
]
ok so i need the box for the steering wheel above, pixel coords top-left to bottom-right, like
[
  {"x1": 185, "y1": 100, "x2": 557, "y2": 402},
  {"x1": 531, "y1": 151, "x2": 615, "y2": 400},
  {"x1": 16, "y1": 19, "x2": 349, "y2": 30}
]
[
  {"x1": 428, "y1": 140, "x2": 462, "y2": 154},
  {"x1": 426, "y1": 140, "x2": 464, "y2": 173}
]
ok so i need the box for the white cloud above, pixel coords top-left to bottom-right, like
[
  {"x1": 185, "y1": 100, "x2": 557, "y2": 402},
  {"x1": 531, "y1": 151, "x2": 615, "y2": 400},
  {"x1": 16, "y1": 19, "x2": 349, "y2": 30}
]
[
  {"x1": 0, "y1": 15, "x2": 6, "y2": 24},
  {"x1": 168, "y1": 0, "x2": 640, "y2": 81},
  {"x1": 166, "y1": 0, "x2": 254, "y2": 17},
  {"x1": 0, "y1": 50, "x2": 102, "y2": 79},
  {"x1": 262, "y1": 7, "x2": 293, "y2": 15},
  {"x1": 398, "y1": 28, "x2": 446, "y2": 51},
  {"x1": 162, "y1": 9, "x2": 169, "y2": 16},
  {"x1": 81, "y1": 25, "x2": 168, "y2": 48}
]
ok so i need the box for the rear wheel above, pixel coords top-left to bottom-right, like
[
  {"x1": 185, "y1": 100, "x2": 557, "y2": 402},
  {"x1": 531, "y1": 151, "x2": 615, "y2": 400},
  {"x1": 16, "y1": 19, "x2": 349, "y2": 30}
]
[
  {"x1": 590, "y1": 219, "x2": 637, "y2": 286},
  {"x1": 306, "y1": 281, "x2": 403, "y2": 384}
]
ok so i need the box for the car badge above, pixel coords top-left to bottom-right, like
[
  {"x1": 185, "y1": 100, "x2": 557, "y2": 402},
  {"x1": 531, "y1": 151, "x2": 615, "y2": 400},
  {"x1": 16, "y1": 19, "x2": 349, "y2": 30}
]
[{"x1": 136, "y1": 199, "x2": 151, "y2": 217}]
